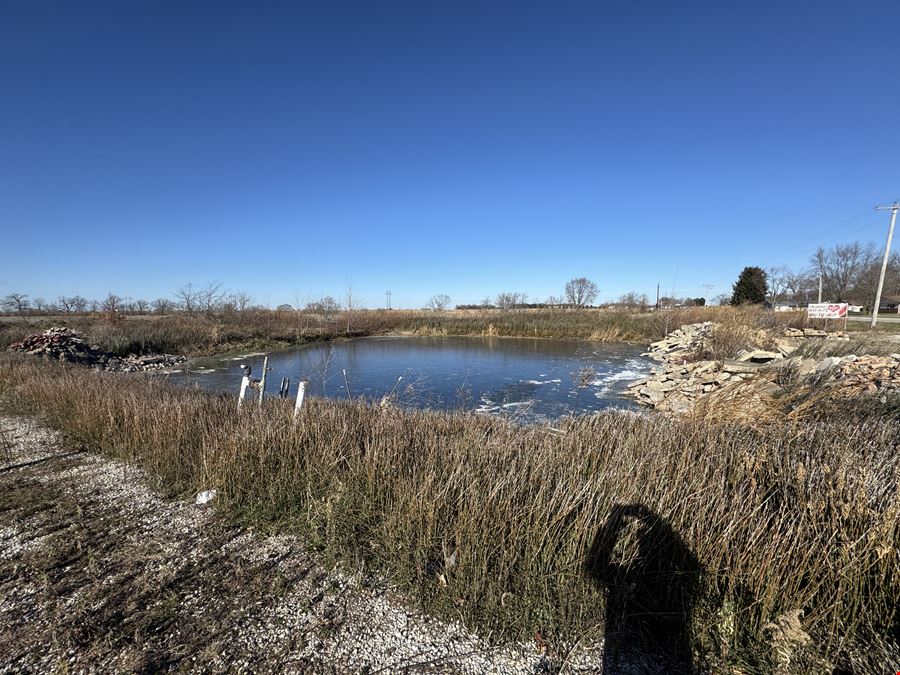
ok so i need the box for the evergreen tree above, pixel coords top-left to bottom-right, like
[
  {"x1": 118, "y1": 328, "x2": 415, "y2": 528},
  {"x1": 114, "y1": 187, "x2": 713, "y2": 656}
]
[{"x1": 730, "y1": 267, "x2": 768, "y2": 305}]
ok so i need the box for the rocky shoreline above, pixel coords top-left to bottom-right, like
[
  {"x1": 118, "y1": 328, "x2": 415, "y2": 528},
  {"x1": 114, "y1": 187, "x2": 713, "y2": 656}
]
[
  {"x1": 628, "y1": 322, "x2": 900, "y2": 416},
  {"x1": 7, "y1": 328, "x2": 186, "y2": 373}
]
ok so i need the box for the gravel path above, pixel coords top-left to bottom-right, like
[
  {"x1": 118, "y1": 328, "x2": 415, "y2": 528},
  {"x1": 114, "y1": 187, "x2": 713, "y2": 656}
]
[{"x1": 0, "y1": 415, "x2": 606, "y2": 674}]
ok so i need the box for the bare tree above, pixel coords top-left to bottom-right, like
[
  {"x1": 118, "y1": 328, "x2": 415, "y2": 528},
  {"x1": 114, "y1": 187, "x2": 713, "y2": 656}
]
[
  {"x1": 33, "y1": 297, "x2": 47, "y2": 313},
  {"x1": 175, "y1": 283, "x2": 198, "y2": 314},
  {"x1": 101, "y1": 293, "x2": 123, "y2": 314},
  {"x1": 152, "y1": 298, "x2": 174, "y2": 314},
  {"x1": 197, "y1": 281, "x2": 228, "y2": 317},
  {"x1": 306, "y1": 296, "x2": 340, "y2": 316},
  {"x1": 495, "y1": 292, "x2": 527, "y2": 310},
  {"x1": 480, "y1": 297, "x2": 495, "y2": 309},
  {"x1": 232, "y1": 292, "x2": 254, "y2": 313},
  {"x1": 853, "y1": 250, "x2": 900, "y2": 308},
  {"x1": 766, "y1": 266, "x2": 790, "y2": 306},
  {"x1": 426, "y1": 294, "x2": 451, "y2": 312},
  {"x1": 545, "y1": 295, "x2": 564, "y2": 308},
  {"x1": 811, "y1": 243, "x2": 876, "y2": 302},
  {"x1": 617, "y1": 292, "x2": 650, "y2": 311},
  {"x1": 565, "y1": 277, "x2": 599, "y2": 307},
  {"x1": 2, "y1": 293, "x2": 30, "y2": 314},
  {"x1": 57, "y1": 296, "x2": 72, "y2": 312},
  {"x1": 344, "y1": 287, "x2": 364, "y2": 334},
  {"x1": 66, "y1": 296, "x2": 88, "y2": 313},
  {"x1": 784, "y1": 271, "x2": 815, "y2": 306},
  {"x1": 133, "y1": 299, "x2": 150, "y2": 314}
]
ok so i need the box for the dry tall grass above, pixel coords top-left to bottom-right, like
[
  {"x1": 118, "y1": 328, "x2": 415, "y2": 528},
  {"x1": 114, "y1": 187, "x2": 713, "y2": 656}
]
[
  {"x1": 0, "y1": 306, "x2": 809, "y2": 357},
  {"x1": 1, "y1": 354, "x2": 896, "y2": 672}
]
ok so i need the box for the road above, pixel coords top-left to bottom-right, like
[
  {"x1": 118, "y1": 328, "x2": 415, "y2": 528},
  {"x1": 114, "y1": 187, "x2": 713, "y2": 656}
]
[{"x1": 846, "y1": 314, "x2": 900, "y2": 324}]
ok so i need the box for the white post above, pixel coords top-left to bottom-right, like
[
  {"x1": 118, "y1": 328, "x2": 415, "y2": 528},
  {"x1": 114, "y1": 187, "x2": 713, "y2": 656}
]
[
  {"x1": 871, "y1": 202, "x2": 898, "y2": 328},
  {"x1": 258, "y1": 356, "x2": 269, "y2": 407},
  {"x1": 238, "y1": 367, "x2": 250, "y2": 409},
  {"x1": 293, "y1": 381, "x2": 307, "y2": 419},
  {"x1": 238, "y1": 376, "x2": 250, "y2": 408}
]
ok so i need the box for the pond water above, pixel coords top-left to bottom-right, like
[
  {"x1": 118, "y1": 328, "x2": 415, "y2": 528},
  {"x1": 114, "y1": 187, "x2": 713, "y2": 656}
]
[{"x1": 166, "y1": 336, "x2": 652, "y2": 422}]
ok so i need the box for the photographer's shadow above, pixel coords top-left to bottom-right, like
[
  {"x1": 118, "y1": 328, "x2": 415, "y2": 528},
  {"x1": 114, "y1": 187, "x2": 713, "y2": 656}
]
[{"x1": 584, "y1": 503, "x2": 703, "y2": 674}]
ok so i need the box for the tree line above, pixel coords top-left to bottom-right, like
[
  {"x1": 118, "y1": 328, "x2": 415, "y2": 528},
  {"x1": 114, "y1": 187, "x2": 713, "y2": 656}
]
[
  {"x1": 8, "y1": 240, "x2": 894, "y2": 318},
  {"x1": 728, "y1": 240, "x2": 900, "y2": 308}
]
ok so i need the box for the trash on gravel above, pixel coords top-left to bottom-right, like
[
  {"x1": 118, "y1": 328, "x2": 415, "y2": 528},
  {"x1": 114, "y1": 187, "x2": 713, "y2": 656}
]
[{"x1": 195, "y1": 489, "x2": 218, "y2": 505}]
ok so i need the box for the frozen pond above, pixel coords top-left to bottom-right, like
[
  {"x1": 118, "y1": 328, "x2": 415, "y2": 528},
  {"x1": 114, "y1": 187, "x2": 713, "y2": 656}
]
[{"x1": 167, "y1": 336, "x2": 652, "y2": 422}]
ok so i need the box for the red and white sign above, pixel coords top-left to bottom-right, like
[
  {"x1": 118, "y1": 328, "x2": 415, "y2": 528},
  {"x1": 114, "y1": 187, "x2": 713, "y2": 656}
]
[{"x1": 807, "y1": 303, "x2": 848, "y2": 319}]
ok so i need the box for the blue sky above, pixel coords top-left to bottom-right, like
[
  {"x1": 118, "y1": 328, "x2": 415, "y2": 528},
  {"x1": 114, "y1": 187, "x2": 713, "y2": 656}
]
[{"x1": 2, "y1": 1, "x2": 899, "y2": 308}]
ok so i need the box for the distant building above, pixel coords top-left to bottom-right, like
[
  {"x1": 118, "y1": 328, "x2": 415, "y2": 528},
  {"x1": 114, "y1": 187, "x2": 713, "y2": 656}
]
[{"x1": 879, "y1": 294, "x2": 900, "y2": 313}]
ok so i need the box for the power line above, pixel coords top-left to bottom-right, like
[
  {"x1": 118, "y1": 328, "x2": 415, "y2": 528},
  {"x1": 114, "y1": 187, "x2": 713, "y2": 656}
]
[{"x1": 768, "y1": 209, "x2": 884, "y2": 266}]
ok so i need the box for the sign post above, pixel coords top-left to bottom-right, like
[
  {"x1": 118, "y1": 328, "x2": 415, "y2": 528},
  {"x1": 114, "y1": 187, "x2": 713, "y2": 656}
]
[{"x1": 807, "y1": 303, "x2": 848, "y2": 328}]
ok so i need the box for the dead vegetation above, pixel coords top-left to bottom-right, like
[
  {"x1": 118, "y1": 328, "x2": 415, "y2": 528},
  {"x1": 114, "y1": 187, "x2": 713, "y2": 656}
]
[
  {"x1": 1, "y1": 417, "x2": 569, "y2": 673},
  {"x1": 0, "y1": 306, "x2": 811, "y2": 357},
  {"x1": 1, "y1": 354, "x2": 897, "y2": 672}
]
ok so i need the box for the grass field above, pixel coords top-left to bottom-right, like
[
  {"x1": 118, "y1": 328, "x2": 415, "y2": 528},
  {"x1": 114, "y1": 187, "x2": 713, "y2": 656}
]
[{"x1": 1, "y1": 353, "x2": 897, "y2": 672}]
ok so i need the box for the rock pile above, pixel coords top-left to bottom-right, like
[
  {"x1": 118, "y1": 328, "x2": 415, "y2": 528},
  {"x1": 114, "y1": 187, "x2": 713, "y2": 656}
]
[
  {"x1": 627, "y1": 359, "x2": 783, "y2": 415},
  {"x1": 644, "y1": 322, "x2": 716, "y2": 362},
  {"x1": 829, "y1": 354, "x2": 900, "y2": 397},
  {"x1": 630, "y1": 322, "x2": 895, "y2": 416},
  {"x1": 783, "y1": 327, "x2": 850, "y2": 340},
  {"x1": 8, "y1": 328, "x2": 185, "y2": 373}
]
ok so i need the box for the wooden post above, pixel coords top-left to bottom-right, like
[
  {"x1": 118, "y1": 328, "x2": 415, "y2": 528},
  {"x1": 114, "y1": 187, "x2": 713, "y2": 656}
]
[
  {"x1": 293, "y1": 381, "x2": 307, "y2": 419},
  {"x1": 238, "y1": 365, "x2": 251, "y2": 408},
  {"x1": 258, "y1": 356, "x2": 269, "y2": 407}
]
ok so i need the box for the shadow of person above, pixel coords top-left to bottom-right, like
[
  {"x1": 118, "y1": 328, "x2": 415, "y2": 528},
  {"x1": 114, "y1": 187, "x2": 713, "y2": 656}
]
[{"x1": 585, "y1": 503, "x2": 703, "y2": 674}]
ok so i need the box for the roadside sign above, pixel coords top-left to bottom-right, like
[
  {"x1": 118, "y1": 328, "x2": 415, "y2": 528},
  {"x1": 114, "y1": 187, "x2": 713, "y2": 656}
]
[{"x1": 807, "y1": 303, "x2": 848, "y2": 319}]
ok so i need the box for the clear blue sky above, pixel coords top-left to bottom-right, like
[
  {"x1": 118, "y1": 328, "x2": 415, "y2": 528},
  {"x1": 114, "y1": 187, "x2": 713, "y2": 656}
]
[{"x1": 2, "y1": 1, "x2": 899, "y2": 308}]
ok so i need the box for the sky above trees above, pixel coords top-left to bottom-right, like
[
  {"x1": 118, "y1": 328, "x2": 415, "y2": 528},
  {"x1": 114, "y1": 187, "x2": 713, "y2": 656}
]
[{"x1": 1, "y1": 1, "x2": 899, "y2": 308}]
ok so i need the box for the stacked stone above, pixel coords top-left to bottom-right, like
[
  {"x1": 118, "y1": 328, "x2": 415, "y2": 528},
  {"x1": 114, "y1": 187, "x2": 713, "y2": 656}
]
[
  {"x1": 627, "y1": 358, "x2": 785, "y2": 414},
  {"x1": 783, "y1": 327, "x2": 850, "y2": 340},
  {"x1": 644, "y1": 322, "x2": 715, "y2": 362}
]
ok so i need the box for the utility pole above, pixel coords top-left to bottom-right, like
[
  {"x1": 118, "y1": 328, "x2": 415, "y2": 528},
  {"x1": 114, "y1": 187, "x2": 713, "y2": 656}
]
[
  {"x1": 385, "y1": 290, "x2": 392, "y2": 310},
  {"x1": 655, "y1": 283, "x2": 660, "y2": 310},
  {"x1": 817, "y1": 272, "x2": 823, "y2": 304},
  {"x1": 871, "y1": 201, "x2": 898, "y2": 328}
]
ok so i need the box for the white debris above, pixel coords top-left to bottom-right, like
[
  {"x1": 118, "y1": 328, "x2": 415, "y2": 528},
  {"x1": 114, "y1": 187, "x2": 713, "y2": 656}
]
[{"x1": 195, "y1": 489, "x2": 218, "y2": 505}]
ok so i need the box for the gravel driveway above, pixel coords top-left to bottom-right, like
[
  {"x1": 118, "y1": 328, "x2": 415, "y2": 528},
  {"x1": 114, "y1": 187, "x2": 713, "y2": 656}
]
[{"x1": 0, "y1": 416, "x2": 607, "y2": 674}]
